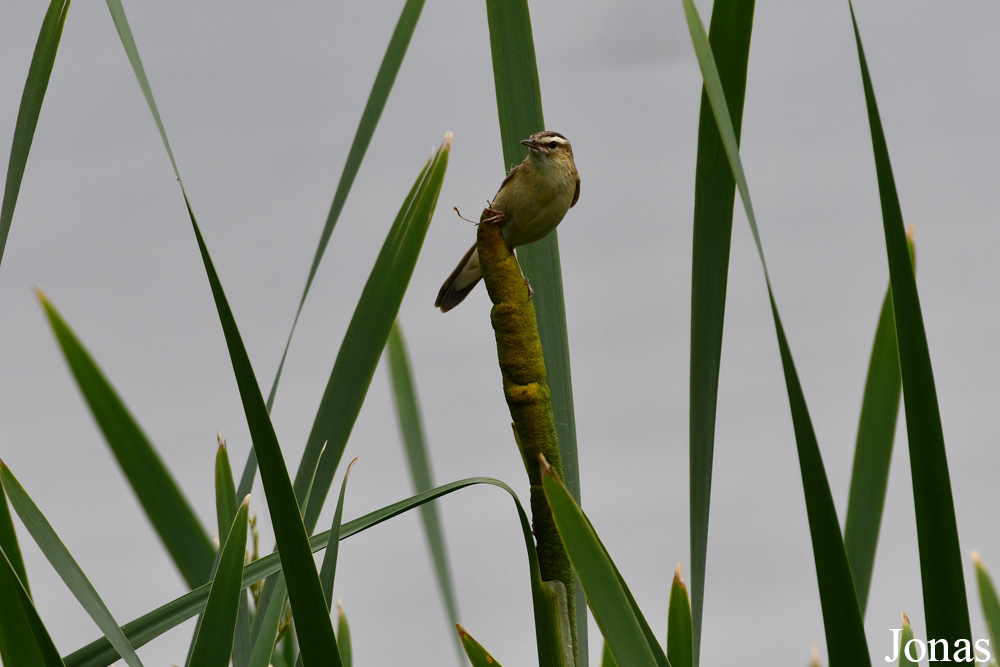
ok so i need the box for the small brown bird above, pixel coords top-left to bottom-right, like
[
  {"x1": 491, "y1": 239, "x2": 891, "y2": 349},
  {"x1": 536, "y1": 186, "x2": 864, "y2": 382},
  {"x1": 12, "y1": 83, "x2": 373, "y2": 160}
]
[{"x1": 435, "y1": 131, "x2": 580, "y2": 312}]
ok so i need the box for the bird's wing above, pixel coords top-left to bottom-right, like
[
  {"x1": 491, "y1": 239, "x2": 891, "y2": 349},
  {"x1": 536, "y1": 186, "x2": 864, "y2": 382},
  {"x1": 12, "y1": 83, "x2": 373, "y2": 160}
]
[
  {"x1": 570, "y1": 174, "x2": 580, "y2": 208},
  {"x1": 482, "y1": 162, "x2": 524, "y2": 222}
]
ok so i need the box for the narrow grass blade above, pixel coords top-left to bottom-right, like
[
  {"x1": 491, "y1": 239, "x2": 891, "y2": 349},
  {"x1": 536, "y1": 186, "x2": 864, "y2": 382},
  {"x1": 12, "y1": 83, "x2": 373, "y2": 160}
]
[
  {"x1": 771, "y1": 291, "x2": 870, "y2": 667},
  {"x1": 64, "y1": 577, "x2": 214, "y2": 666},
  {"x1": 457, "y1": 624, "x2": 504, "y2": 667},
  {"x1": 897, "y1": 613, "x2": 917, "y2": 667},
  {"x1": 299, "y1": 443, "x2": 329, "y2": 520},
  {"x1": 183, "y1": 438, "x2": 248, "y2": 667},
  {"x1": 0, "y1": 486, "x2": 41, "y2": 664},
  {"x1": 186, "y1": 200, "x2": 340, "y2": 665},
  {"x1": 0, "y1": 555, "x2": 37, "y2": 666},
  {"x1": 681, "y1": 2, "x2": 869, "y2": 664},
  {"x1": 606, "y1": 556, "x2": 669, "y2": 667},
  {"x1": 291, "y1": 460, "x2": 358, "y2": 667},
  {"x1": 531, "y1": 459, "x2": 666, "y2": 666},
  {"x1": 0, "y1": 463, "x2": 143, "y2": 667},
  {"x1": 97, "y1": 5, "x2": 303, "y2": 659},
  {"x1": 0, "y1": 482, "x2": 28, "y2": 592},
  {"x1": 843, "y1": 235, "x2": 914, "y2": 615},
  {"x1": 686, "y1": 2, "x2": 755, "y2": 662},
  {"x1": 65, "y1": 476, "x2": 557, "y2": 667},
  {"x1": 101, "y1": 22, "x2": 253, "y2": 657},
  {"x1": 246, "y1": 575, "x2": 286, "y2": 667},
  {"x1": 262, "y1": 0, "x2": 428, "y2": 414},
  {"x1": 387, "y1": 323, "x2": 462, "y2": 654},
  {"x1": 217, "y1": 442, "x2": 250, "y2": 666},
  {"x1": 0, "y1": 0, "x2": 71, "y2": 267},
  {"x1": 215, "y1": 438, "x2": 238, "y2": 539},
  {"x1": 248, "y1": 138, "x2": 450, "y2": 660},
  {"x1": 336, "y1": 602, "x2": 352, "y2": 667},
  {"x1": 293, "y1": 135, "x2": 451, "y2": 530},
  {"x1": 0, "y1": 543, "x2": 65, "y2": 667},
  {"x1": 317, "y1": 459, "x2": 355, "y2": 611},
  {"x1": 189, "y1": 497, "x2": 251, "y2": 667},
  {"x1": 484, "y1": 0, "x2": 544, "y2": 152},
  {"x1": 245, "y1": 449, "x2": 329, "y2": 667},
  {"x1": 540, "y1": 459, "x2": 659, "y2": 667},
  {"x1": 667, "y1": 565, "x2": 692, "y2": 667},
  {"x1": 484, "y1": 2, "x2": 585, "y2": 658},
  {"x1": 973, "y1": 553, "x2": 1000, "y2": 655},
  {"x1": 103, "y1": 0, "x2": 235, "y2": 508},
  {"x1": 849, "y1": 3, "x2": 971, "y2": 643},
  {"x1": 248, "y1": 439, "x2": 325, "y2": 667},
  {"x1": 103, "y1": 0, "x2": 180, "y2": 180},
  {"x1": 36, "y1": 291, "x2": 215, "y2": 588},
  {"x1": 843, "y1": 285, "x2": 899, "y2": 613}
]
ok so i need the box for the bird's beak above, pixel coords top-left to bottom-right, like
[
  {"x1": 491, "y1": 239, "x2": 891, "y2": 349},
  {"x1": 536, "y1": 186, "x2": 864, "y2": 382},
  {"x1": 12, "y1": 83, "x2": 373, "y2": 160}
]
[{"x1": 521, "y1": 138, "x2": 542, "y2": 152}]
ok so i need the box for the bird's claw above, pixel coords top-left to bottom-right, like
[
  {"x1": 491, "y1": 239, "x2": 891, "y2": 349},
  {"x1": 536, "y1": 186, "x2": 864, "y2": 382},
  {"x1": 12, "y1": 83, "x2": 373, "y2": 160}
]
[
  {"x1": 480, "y1": 207, "x2": 505, "y2": 225},
  {"x1": 524, "y1": 277, "x2": 534, "y2": 300}
]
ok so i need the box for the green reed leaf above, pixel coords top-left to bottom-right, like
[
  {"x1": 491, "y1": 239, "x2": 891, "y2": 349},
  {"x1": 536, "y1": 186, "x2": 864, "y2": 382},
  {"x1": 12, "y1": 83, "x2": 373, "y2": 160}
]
[
  {"x1": 540, "y1": 461, "x2": 660, "y2": 667},
  {"x1": 248, "y1": 136, "x2": 450, "y2": 665},
  {"x1": 189, "y1": 497, "x2": 250, "y2": 667},
  {"x1": 973, "y1": 554, "x2": 1000, "y2": 662},
  {"x1": 291, "y1": 460, "x2": 357, "y2": 667},
  {"x1": 261, "y1": 0, "x2": 428, "y2": 415},
  {"x1": 0, "y1": 0, "x2": 71, "y2": 267},
  {"x1": 0, "y1": 541, "x2": 65, "y2": 667},
  {"x1": 186, "y1": 198, "x2": 340, "y2": 665},
  {"x1": 387, "y1": 322, "x2": 462, "y2": 658},
  {"x1": 667, "y1": 565, "x2": 692, "y2": 667},
  {"x1": 1, "y1": 463, "x2": 143, "y2": 667},
  {"x1": 37, "y1": 293, "x2": 215, "y2": 588},
  {"x1": 293, "y1": 135, "x2": 450, "y2": 530},
  {"x1": 0, "y1": 480, "x2": 28, "y2": 592},
  {"x1": 65, "y1": 477, "x2": 551, "y2": 667},
  {"x1": 843, "y1": 235, "x2": 913, "y2": 614},
  {"x1": 849, "y1": 2, "x2": 971, "y2": 644},
  {"x1": 686, "y1": 2, "x2": 754, "y2": 662},
  {"x1": 896, "y1": 613, "x2": 917, "y2": 667},
  {"x1": 681, "y1": 2, "x2": 869, "y2": 664},
  {"x1": 336, "y1": 603, "x2": 352, "y2": 667},
  {"x1": 458, "y1": 624, "x2": 505, "y2": 667}
]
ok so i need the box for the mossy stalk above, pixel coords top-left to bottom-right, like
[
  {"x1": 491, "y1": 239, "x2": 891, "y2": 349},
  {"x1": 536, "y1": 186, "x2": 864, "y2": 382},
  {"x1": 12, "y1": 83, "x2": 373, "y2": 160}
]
[{"x1": 476, "y1": 219, "x2": 576, "y2": 660}]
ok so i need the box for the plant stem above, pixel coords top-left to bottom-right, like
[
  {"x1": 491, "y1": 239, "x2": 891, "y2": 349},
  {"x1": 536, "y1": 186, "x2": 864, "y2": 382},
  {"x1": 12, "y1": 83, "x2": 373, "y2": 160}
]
[{"x1": 477, "y1": 219, "x2": 576, "y2": 661}]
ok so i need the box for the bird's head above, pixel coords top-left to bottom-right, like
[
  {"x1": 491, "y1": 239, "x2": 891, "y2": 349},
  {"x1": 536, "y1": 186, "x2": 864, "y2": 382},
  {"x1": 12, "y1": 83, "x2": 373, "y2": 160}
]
[{"x1": 521, "y1": 131, "x2": 574, "y2": 165}]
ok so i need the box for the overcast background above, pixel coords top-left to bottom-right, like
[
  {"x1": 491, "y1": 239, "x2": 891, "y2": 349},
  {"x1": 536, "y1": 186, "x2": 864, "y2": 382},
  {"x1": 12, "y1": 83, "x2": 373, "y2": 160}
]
[{"x1": 3, "y1": 1, "x2": 999, "y2": 664}]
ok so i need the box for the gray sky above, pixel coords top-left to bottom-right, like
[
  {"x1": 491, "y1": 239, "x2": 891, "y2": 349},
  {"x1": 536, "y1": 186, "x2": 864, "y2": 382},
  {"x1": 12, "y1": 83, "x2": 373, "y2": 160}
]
[{"x1": 3, "y1": 0, "x2": 1000, "y2": 664}]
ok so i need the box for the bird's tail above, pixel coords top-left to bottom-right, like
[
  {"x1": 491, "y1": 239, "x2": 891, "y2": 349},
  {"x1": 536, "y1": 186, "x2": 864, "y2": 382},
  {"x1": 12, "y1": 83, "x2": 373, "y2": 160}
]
[{"x1": 435, "y1": 242, "x2": 482, "y2": 312}]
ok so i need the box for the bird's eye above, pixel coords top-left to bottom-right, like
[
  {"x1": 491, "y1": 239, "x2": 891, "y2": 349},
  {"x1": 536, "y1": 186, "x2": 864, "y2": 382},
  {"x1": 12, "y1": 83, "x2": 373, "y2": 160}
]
[{"x1": 548, "y1": 141, "x2": 558, "y2": 149}]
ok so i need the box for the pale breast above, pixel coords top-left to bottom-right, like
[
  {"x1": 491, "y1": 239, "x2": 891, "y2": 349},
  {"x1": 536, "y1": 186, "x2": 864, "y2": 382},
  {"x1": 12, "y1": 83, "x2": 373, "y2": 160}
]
[{"x1": 500, "y1": 168, "x2": 577, "y2": 247}]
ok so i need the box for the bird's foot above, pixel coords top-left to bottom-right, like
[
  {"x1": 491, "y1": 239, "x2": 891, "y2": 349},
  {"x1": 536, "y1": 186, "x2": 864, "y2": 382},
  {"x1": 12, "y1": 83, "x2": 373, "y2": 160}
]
[
  {"x1": 480, "y1": 208, "x2": 505, "y2": 225},
  {"x1": 524, "y1": 276, "x2": 534, "y2": 300}
]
